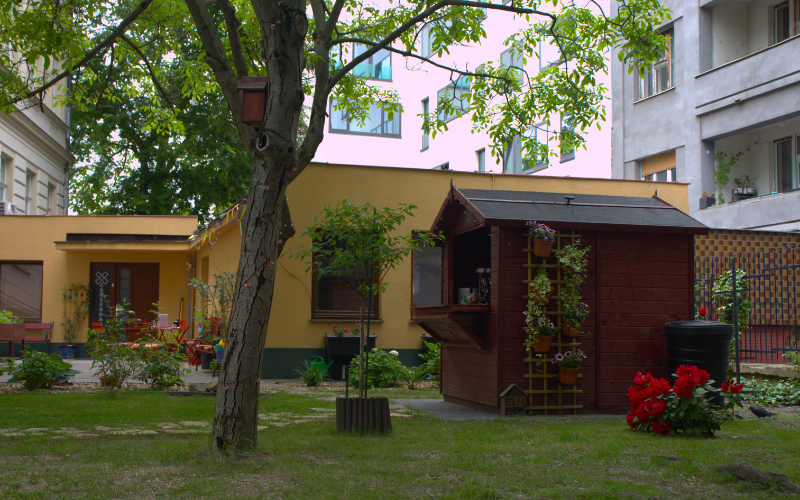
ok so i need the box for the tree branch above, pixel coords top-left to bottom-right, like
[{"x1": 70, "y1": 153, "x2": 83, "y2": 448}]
[
  {"x1": 94, "y1": 45, "x2": 115, "y2": 110},
  {"x1": 184, "y1": 0, "x2": 256, "y2": 158},
  {"x1": 119, "y1": 34, "x2": 175, "y2": 110},
  {"x1": 217, "y1": 0, "x2": 249, "y2": 79},
  {"x1": 1, "y1": 0, "x2": 155, "y2": 107},
  {"x1": 327, "y1": 0, "x2": 554, "y2": 92}
]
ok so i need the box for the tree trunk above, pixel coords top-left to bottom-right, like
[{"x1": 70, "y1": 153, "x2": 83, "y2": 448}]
[{"x1": 212, "y1": 0, "x2": 307, "y2": 450}]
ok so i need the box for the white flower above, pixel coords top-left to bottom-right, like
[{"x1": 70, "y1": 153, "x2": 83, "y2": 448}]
[{"x1": 389, "y1": 350, "x2": 399, "y2": 357}]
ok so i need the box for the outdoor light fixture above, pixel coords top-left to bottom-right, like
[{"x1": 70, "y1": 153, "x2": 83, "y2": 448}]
[{"x1": 237, "y1": 76, "x2": 269, "y2": 126}]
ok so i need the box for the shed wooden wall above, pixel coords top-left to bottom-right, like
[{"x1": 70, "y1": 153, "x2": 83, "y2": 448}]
[{"x1": 596, "y1": 232, "x2": 694, "y2": 409}]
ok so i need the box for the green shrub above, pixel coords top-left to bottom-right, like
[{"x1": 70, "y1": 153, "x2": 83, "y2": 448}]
[
  {"x1": 348, "y1": 349, "x2": 405, "y2": 389},
  {"x1": 1, "y1": 348, "x2": 79, "y2": 390},
  {"x1": 295, "y1": 359, "x2": 332, "y2": 387},
  {"x1": 742, "y1": 377, "x2": 800, "y2": 406},
  {"x1": 0, "y1": 309, "x2": 20, "y2": 324},
  {"x1": 137, "y1": 342, "x2": 190, "y2": 390}
]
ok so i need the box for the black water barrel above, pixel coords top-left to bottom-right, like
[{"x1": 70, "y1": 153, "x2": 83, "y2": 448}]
[{"x1": 663, "y1": 321, "x2": 733, "y2": 388}]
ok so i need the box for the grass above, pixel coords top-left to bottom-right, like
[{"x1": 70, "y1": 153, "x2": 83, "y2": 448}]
[{"x1": 1, "y1": 389, "x2": 799, "y2": 499}]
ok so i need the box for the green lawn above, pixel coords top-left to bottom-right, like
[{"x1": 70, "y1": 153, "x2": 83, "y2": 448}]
[{"x1": 1, "y1": 389, "x2": 798, "y2": 499}]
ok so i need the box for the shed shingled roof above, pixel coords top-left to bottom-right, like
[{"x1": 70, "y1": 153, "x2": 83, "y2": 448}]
[{"x1": 453, "y1": 188, "x2": 707, "y2": 233}]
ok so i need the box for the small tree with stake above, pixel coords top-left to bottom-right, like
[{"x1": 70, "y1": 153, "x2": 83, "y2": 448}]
[{"x1": 289, "y1": 200, "x2": 441, "y2": 397}]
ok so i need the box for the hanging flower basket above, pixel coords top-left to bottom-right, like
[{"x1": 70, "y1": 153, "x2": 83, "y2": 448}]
[
  {"x1": 532, "y1": 239, "x2": 554, "y2": 258},
  {"x1": 529, "y1": 334, "x2": 554, "y2": 353},
  {"x1": 558, "y1": 366, "x2": 580, "y2": 385},
  {"x1": 530, "y1": 287, "x2": 553, "y2": 305},
  {"x1": 563, "y1": 321, "x2": 582, "y2": 338}
]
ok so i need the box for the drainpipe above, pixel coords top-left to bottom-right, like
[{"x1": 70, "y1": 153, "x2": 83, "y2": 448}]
[{"x1": 189, "y1": 253, "x2": 196, "y2": 336}]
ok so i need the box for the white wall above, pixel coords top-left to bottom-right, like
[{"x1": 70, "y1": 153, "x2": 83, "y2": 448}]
[
  {"x1": 712, "y1": 2, "x2": 750, "y2": 67},
  {"x1": 313, "y1": 2, "x2": 612, "y2": 179}
]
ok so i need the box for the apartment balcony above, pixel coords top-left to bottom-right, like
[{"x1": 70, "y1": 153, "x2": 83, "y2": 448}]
[{"x1": 694, "y1": 190, "x2": 800, "y2": 231}]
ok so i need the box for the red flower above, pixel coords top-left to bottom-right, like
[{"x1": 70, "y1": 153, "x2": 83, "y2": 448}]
[
  {"x1": 698, "y1": 308, "x2": 706, "y2": 316},
  {"x1": 633, "y1": 371, "x2": 654, "y2": 387},
  {"x1": 650, "y1": 420, "x2": 672, "y2": 435},
  {"x1": 721, "y1": 379, "x2": 743, "y2": 395},
  {"x1": 626, "y1": 412, "x2": 637, "y2": 428},
  {"x1": 674, "y1": 376, "x2": 696, "y2": 398},
  {"x1": 647, "y1": 378, "x2": 672, "y2": 398}
]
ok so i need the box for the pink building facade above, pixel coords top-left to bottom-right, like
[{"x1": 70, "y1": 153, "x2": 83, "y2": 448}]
[{"x1": 313, "y1": 2, "x2": 611, "y2": 178}]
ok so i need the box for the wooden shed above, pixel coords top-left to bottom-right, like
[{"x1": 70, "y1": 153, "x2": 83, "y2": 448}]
[{"x1": 411, "y1": 185, "x2": 708, "y2": 414}]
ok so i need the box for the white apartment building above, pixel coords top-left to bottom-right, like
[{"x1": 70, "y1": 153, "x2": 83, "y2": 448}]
[
  {"x1": 1, "y1": 83, "x2": 70, "y2": 216},
  {"x1": 313, "y1": 3, "x2": 612, "y2": 179},
  {"x1": 612, "y1": 0, "x2": 800, "y2": 231}
]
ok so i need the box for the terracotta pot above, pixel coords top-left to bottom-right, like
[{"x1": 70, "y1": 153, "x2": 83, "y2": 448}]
[
  {"x1": 531, "y1": 288, "x2": 553, "y2": 305},
  {"x1": 563, "y1": 321, "x2": 582, "y2": 338},
  {"x1": 530, "y1": 334, "x2": 554, "y2": 353},
  {"x1": 558, "y1": 366, "x2": 580, "y2": 385},
  {"x1": 532, "y1": 239, "x2": 553, "y2": 258}
]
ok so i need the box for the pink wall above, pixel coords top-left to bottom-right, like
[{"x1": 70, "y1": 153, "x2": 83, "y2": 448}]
[{"x1": 313, "y1": 2, "x2": 612, "y2": 179}]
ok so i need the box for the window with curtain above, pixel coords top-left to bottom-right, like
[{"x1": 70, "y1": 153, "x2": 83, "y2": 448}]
[{"x1": 0, "y1": 262, "x2": 43, "y2": 322}]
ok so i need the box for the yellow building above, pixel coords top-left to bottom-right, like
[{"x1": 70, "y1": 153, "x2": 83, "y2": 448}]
[{"x1": 0, "y1": 163, "x2": 689, "y2": 375}]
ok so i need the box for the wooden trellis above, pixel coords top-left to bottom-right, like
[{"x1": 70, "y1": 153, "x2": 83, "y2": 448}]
[{"x1": 522, "y1": 231, "x2": 583, "y2": 414}]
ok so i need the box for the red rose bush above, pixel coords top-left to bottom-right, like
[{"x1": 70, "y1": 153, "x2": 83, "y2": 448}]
[{"x1": 626, "y1": 365, "x2": 743, "y2": 436}]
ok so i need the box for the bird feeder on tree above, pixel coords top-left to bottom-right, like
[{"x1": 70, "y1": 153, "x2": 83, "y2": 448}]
[{"x1": 237, "y1": 76, "x2": 269, "y2": 126}]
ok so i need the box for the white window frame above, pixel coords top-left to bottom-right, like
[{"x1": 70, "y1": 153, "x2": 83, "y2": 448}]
[
  {"x1": 352, "y1": 43, "x2": 392, "y2": 81},
  {"x1": 328, "y1": 100, "x2": 401, "y2": 137},
  {"x1": 774, "y1": 136, "x2": 796, "y2": 193},
  {"x1": 24, "y1": 171, "x2": 33, "y2": 214},
  {"x1": 437, "y1": 76, "x2": 470, "y2": 122},
  {"x1": 642, "y1": 168, "x2": 678, "y2": 182},
  {"x1": 503, "y1": 127, "x2": 548, "y2": 174},
  {"x1": 0, "y1": 156, "x2": 7, "y2": 202},
  {"x1": 773, "y1": 1, "x2": 793, "y2": 45},
  {"x1": 636, "y1": 28, "x2": 674, "y2": 101},
  {"x1": 560, "y1": 115, "x2": 575, "y2": 163},
  {"x1": 476, "y1": 148, "x2": 485, "y2": 172},
  {"x1": 500, "y1": 47, "x2": 523, "y2": 90}
]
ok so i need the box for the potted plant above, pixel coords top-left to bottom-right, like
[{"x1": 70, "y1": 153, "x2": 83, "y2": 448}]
[
  {"x1": 699, "y1": 192, "x2": 716, "y2": 209},
  {"x1": 528, "y1": 267, "x2": 552, "y2": 305},
  {"x1": 526, "y1": 220, "x2": 556, "y2": 258},
  {"x1": 557, "y1": 241, "x2": 591, "y2": 337},
  {"x1": 60, "y1": 283, "x2": 91, "y2": 358},
  {"x1": 551, "y1": 349, "x2": 586, "y2": 385},
  {"x1": 525, "y1": 316, "x2": 555, "y2": 353}
]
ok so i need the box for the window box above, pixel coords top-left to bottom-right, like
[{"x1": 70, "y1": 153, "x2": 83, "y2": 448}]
[{"x1": 699, "y1": 196, "x2": 716, "y2": 209}]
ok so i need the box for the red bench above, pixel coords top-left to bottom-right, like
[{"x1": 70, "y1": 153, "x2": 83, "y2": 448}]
[{"x1": 0, "y1": 323, "x2": 53, "y2": 357}]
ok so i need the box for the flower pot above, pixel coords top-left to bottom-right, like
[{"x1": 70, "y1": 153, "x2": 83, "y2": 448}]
[
  {"x1": 563, "y1": 322, "x2": 582, "y2": 338},
  {"x1": 532, "y1": 239, "x2": 553, "y2": 258},
  {"x1": 530, "y1": 288, "x2": 552, "y2": 305},
  {"x1": 530, "y1": 334, "x2": 554, "y2": 353},
  {"x1": 558, "y1": 366, "x2": 580, "y2": 385},
  {"x1": 59, "y1": 344, "x2": 78, "y2": 359},
  {"x1": 699, "y1": 197, "x2": 715, "y2": 209}
]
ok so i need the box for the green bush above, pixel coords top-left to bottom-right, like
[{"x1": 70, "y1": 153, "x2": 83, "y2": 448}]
[
  {"x1": 295, "y1": 359, "x2": 332, "y2": 387},
  {"x1": 742, "y1": 377, "x2": 800, "y2": 406},
  {"x1": 348, "y1": 349, "x2": 405, "y2": 389},
  {"x1": 137, "y1": 342, "x2": 190, "y2": 390},
  {"x1": 1, "y1": 348, "x2": 79, "y2": 390},
  {"x1": 0, "y1": 309, "x2": 20, "y2": 324}
]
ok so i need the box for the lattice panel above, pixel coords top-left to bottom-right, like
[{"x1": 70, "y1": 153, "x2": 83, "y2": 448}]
[{"x1": 522, "y1": 231, "x2": 583, "y2": 415}]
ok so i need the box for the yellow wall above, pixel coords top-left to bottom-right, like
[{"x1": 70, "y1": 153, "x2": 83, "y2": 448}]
[
  {"x1": 191, "y1": 163, "x2": 691, "y2": 351},
  {"x1": 0, "y1": 215, "x2": 197, "y2": 343}
]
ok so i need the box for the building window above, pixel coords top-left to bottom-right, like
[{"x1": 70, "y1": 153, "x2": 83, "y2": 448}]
[
  {"x1": 500, "y1": 48, "x2": 523, "y2": 90},
  {"x1": 476, "y1": 148, "x2": 485, "y2": 172},
  {"x1": 353, "y1": 43, "x2": 392, "y2": 81},
  {"x1": 560, "y1": 115, "x2": 575, "y2": 162},
  {"x1": 24, "y1": 171, "x2": 33, "y2": 214},
  {"x1": 637, "y1": 28, "x2": 674, "y2": 100},
  {"x1": 411, "y1": 238, "x2": 443, "y2": 308},
  {"x1": 643, "y1": 168, "x2": 677, "y2": 182},
  {"x1": 421, "y1": 98, "x2": 430, "y2": 150},
  {"x1": 312, "y1": 251, "x2": 379, "y2": 320},
  {"x1": 437, "y1": 76, "x2": 470, "y2": 122},
  {"x1": 329, "y1": 100, "x2": 401, "y2": 137},
  {"x1": 47, "y1": 184, "x2": 56, "y2": 214},
  {"x1": 0, "y1": 262, "x2": 43, "y2": 323},
  {"x1": 432, "y1": 162, "x2": 450, "y2": 170},
  {"x1": 641, "y1": 151, "x2": 677, "y2": 182},
  {"x1": 539, "y1": 39, "x2": 562, "y2": 70},
  {"x1": 0, "y1": 157, "x2": 6, "y2": 202},
  {"x1": 503, "y1": 127, "x2": 546, "y2": 174},
  {"x1": 775, "y1": 137, "x2": 795, "y2": 193},
  {"x1": 774, "y1": 2, "x2": 791, "y2": 44}
]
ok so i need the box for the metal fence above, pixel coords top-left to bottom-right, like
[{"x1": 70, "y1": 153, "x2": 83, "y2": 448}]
[{"x1": 694, "y1": 247, "x2": 799, "y2": 365}]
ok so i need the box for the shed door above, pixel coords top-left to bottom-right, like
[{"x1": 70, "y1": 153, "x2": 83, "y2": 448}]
[{"x1": 90, "y1": 263, "x2": 159, "y2": 326}]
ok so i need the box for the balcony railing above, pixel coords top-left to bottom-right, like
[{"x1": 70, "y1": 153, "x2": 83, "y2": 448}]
[{"x1": 353, "y1": 62, "x2": 392, "y2": 81}]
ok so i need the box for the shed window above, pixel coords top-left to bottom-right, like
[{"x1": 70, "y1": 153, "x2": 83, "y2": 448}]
[
  {"x1": 0, "y1": 262, "x2": 43, "y2": 322},
  {"x1": 412, "y1": 245, "x2": 443, "y2": 308}
]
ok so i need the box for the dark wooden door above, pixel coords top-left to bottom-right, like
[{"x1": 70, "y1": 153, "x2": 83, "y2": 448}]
[{"x1": 90, "y1": 263, "x2": 160, "y2": 336}]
